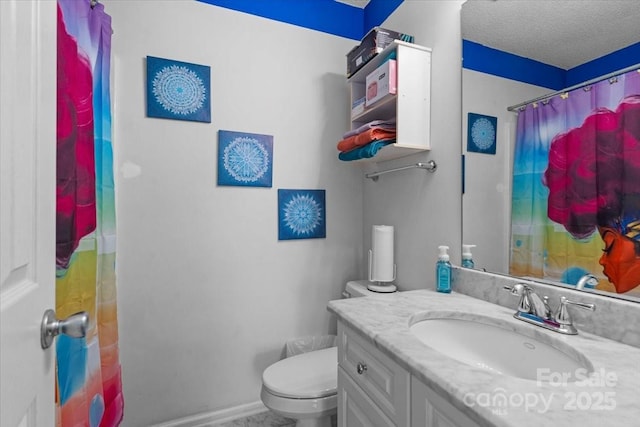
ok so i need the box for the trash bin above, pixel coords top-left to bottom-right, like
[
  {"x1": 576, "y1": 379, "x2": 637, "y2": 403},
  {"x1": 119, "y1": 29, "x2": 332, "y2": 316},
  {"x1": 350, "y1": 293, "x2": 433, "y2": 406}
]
[{"x1": 285, "y1": 335, "x2": 337, "y2": 358}]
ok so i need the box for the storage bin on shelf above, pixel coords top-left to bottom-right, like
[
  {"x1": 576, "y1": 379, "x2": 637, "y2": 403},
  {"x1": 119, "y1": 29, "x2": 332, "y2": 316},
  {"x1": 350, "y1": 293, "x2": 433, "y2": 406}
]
[
  {"x1": 365, "y1": 59, "x2": 397, "y2": 108},
  {"x1": 346, "y1": 26, "x2": 414, "y2": 78}
]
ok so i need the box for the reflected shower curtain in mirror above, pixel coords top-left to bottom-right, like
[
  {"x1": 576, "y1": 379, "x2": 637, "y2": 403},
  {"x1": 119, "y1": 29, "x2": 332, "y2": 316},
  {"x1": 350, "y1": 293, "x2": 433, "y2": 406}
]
[
  {"x1": 510, "y1": 69, "x2": 640, "y2": 297},
  {"x1": 56, "y1": 0, "x2": 123, "y2": 425}
]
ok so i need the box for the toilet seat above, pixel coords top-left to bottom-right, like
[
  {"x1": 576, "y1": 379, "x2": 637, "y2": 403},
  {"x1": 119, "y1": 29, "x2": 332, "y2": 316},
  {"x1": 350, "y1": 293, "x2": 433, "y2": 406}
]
[{"x1": 262, "y1": 346, "x2": 337, "y2": 399}]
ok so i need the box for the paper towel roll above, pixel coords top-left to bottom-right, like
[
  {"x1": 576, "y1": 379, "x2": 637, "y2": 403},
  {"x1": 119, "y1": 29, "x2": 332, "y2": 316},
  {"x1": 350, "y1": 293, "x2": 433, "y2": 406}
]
[{"x1": 369, "y1": 225, "x2": 395, "y2": 282}]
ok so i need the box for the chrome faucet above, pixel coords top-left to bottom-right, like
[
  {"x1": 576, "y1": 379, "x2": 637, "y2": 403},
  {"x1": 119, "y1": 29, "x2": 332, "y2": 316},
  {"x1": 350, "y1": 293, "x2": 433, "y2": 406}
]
[
  {"x1": 503, "y1": 283, "x2": 596, "y2": 335},
  {"x1": 576, "y1": 273, "x2": 598, "y2": 290},
  {"x1": 504, "y1": 283, "x2": 550, "y2": 318}
]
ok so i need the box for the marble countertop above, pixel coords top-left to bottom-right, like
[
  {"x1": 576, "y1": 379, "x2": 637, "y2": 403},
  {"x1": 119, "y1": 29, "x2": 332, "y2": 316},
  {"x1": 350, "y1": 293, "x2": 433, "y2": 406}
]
[{"x1": 327, "y1": 290, "x2": 640, "y2": 427}]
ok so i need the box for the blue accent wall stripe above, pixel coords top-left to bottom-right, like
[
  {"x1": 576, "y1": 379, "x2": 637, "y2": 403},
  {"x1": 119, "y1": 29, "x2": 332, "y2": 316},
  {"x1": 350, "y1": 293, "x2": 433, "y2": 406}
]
[
  {"x1": 464, "y1": 39, "x2": 640, "y2": 90},
  {"x1": 364, "y1": 0, "x2": 404, "y2": 34},
  {"x1": 195, "y1": 0, "x2": 364, "y2": 40},
  {"x1": 463, "y1": 40, "x2": 566, "y2": 90},
  {"x1": 566, "y1": 42, "x2": 640, "y2": 86}
]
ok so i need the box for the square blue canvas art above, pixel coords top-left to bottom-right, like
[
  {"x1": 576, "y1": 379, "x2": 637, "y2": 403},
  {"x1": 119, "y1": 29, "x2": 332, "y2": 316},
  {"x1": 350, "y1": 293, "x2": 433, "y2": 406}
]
[
  {"x1": 146, "y1": 56, "x2": 211, "y2": 123},
  {"x1": 467, "y1": 113, "x2": 497, "y2": 154},
  {"x1": 278, "y1": 189, "x2": 326, "y2": 240},
  {"x1": 217, "y1": 130, "x2": 273, "y2": 187}
]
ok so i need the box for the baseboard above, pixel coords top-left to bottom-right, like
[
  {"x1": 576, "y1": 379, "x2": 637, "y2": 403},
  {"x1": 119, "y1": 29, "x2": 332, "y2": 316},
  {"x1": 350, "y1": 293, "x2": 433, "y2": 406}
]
[{"x1": 150, "y1": 401, "x2": 268, "y2": 427}]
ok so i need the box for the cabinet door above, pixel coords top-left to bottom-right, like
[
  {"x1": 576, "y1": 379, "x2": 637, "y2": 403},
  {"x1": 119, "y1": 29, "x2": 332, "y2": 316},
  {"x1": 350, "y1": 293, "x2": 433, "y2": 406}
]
[
  {"x1": 411, "y1": 378, "x2": 480, "y2": 427},
  {"x1": 339, "y1": 366, "x2": 396, "y2": 427},
  {"x1": 338, "y1": 323, "x2": 410, "y2": 426}
]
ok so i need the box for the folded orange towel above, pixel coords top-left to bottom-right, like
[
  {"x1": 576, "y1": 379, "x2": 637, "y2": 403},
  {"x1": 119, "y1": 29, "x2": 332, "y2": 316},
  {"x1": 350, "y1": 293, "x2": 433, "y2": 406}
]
[{"x1": 337, "y1": 128, "x2": 396, "y2": 152}]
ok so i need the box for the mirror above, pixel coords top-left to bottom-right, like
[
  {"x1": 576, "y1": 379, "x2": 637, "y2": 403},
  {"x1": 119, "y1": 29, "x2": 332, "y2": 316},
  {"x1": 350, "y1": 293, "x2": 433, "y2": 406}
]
[{"x1": 461, "y1": 0, "x2": 640, "y2": 302}]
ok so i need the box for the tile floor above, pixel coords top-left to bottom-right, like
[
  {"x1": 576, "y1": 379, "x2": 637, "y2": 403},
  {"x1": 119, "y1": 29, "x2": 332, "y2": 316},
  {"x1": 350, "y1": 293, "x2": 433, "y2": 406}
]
[
  {"x1": 216, "y1": 411, "x2": 337, "y2": 427},
  {"x1": 216, "y1": 410, "x2": 295, "y2": 427}
]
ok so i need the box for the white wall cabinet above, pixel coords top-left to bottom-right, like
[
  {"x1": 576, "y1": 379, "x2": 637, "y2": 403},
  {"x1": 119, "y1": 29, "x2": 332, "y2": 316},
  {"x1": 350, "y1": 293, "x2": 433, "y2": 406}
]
[
  {"x1": 346, "y1": 40, "x2": 432, "y2": 163},
  {"x1": 337, "y1": 322, "x2": 481, "y2": 427}
]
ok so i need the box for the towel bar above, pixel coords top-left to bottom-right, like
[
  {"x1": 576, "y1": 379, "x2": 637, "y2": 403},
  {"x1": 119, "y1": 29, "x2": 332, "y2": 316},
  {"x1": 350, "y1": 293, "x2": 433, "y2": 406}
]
[{"x1": 365, "y1": 160, "x2": 437, "y2": 181}]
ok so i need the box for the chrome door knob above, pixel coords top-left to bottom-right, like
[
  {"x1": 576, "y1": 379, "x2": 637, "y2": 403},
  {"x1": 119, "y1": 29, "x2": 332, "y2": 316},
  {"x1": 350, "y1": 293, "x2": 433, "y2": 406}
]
[
  {"x1": 356, "y1": 362, "x2": 367, "y2": 375},
  {"x1": 40, "y1": 309, "x2": 89, "y2": 349}
]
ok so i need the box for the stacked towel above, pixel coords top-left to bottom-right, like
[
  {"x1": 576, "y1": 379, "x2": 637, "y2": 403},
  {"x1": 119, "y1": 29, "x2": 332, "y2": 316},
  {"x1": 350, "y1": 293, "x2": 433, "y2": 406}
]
[
  {"x1": 343, "y1": 119, "x2": 396, "y2": 139},
  {"x1": 337, "y1": 128, "x2": 396, "y2": 152},
  {"x1": 337, "y1": 120, "x2": 396, "y2": 161},
  {"x1": 338, "y1": 140, "x2": 394, "y2": 161}
]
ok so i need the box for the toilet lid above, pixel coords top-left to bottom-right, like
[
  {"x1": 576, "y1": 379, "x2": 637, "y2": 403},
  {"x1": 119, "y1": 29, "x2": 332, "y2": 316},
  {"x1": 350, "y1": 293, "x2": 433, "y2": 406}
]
[{"x1": 262, "y1": 346, "x2": 337, "y2": 399}]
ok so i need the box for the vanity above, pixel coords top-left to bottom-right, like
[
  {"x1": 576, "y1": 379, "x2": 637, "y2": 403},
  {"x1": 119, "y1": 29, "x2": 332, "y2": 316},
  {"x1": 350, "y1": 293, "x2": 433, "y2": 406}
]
[
  {"x1": 327, "y1": 277, "x2": 640, "y2": 427},
  {"x1": 337, "y1": 318, "x2": 480, "y2": 427}
]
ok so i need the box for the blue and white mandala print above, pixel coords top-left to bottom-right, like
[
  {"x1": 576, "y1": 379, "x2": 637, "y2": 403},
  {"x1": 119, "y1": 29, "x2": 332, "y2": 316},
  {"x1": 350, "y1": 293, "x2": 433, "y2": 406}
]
[
  {"x1": 218, "y1": 130, "x2": 273, "y2": 187},
  {"x1": 153, "y1": 66, "x2": 205, "y2": 115},
  {"x1": 467, "y1": 113, "x2": 497, "y2": 154},
  {"x1": 278, "y1": 189, "x2": 326, "y2": 240},
  {"x1": 146, "y1": 56, "x2": 211, "y2": 123}
]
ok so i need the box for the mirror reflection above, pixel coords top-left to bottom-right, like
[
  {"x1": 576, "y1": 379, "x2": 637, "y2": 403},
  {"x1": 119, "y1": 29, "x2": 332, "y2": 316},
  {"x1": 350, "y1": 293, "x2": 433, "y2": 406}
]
[{"x1": 461, "y1": 0, "x2": 640, "y2": 302}]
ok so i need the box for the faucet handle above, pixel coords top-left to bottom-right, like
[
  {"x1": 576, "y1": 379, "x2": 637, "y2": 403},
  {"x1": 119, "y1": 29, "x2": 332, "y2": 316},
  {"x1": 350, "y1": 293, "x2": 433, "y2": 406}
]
[
  {"x1": 503, "y1": 283, "x2": 530, "y2": 295},
  {"x1": 555, "y1": 296, "x2": 596, "y2": 326},
  {"x1": 503, "y1": 283, "x2": 532, "y2": 313}
]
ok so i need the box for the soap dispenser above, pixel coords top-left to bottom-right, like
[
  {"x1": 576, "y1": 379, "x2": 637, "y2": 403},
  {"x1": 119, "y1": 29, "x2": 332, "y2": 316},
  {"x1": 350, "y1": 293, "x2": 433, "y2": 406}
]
[
  {"x1": 436, "y1": 246, "x2": 452, "y2": 293},
  {"x1": 462, "y1": 244, "x2": 476, "y2": 268}
]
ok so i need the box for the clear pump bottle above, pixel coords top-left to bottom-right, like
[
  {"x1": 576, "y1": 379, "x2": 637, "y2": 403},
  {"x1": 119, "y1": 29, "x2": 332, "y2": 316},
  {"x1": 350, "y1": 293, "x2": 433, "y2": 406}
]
[
  {"x1": 462, "y1": 244, "x2": 476, "y2": 269},
  {"x1": 436, "y1": 246, "x2": 452, "y2": 293}
]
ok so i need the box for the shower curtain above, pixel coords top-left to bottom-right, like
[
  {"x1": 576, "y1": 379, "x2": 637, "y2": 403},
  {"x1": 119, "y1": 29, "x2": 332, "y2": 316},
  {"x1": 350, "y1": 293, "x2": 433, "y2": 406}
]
[
  {"x1": 57, "y1": 1, "x2": 123, "y2": 425},
  {"x1": 510, "y1": 68, "x2": 640, "y2": 297}
]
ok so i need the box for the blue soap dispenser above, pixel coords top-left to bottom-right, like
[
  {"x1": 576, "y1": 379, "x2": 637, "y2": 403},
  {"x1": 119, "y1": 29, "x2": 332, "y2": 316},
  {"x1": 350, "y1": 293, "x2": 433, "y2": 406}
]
[
  {"x1": 462, "y1": 244, "x2": 476, "y2": 269},
  {"x1": 436, "y1": 245, "x2": 452, "y2": 293}
]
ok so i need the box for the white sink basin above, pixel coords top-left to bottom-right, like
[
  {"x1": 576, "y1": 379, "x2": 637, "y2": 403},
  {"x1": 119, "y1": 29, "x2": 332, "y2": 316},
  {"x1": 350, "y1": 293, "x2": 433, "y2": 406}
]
[{"x1": 409, "y1": 316, "x2": 592, "y2": 382}]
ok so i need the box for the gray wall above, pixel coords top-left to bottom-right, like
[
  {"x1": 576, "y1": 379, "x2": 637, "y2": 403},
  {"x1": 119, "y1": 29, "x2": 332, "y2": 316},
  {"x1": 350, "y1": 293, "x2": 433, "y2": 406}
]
[
  {"x1": 108, "y1": 2, "x2": 361, "y2": 425},
  {"x1": 107, "y1": 0, "x2": 465, "y2": 425}
]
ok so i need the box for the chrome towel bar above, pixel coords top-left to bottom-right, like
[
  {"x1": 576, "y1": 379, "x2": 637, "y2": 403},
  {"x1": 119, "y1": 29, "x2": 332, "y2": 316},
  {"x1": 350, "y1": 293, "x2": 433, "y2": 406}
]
[{"x1": 365, "y1": 160, "x2": 437, "y2": 181}]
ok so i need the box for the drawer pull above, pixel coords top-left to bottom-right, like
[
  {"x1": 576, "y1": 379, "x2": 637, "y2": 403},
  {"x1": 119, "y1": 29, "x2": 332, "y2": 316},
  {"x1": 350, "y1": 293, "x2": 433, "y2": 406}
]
[{"x1": 357, "y1": 362, "x2": 367, "y2": 375}]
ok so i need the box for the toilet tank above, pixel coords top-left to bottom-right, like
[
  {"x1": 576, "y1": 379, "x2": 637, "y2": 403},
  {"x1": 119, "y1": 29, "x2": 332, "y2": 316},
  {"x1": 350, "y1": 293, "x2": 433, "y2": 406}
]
[{"x1": 343, "y1": 280, "x2": 393, "y2": 298}]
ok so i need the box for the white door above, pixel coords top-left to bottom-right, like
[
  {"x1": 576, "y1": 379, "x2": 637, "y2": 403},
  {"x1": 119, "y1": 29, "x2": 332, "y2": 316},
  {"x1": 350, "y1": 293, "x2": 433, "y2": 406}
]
[{"x1": 0, "y1": 0, "x2": 57, "y2": 426}]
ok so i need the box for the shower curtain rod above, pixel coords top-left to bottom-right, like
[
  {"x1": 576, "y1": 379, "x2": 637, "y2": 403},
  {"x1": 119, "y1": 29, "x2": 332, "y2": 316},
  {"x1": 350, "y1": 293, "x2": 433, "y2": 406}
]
[{"x1": 507, "y1": 62, "x2": 640, "y2": 112}]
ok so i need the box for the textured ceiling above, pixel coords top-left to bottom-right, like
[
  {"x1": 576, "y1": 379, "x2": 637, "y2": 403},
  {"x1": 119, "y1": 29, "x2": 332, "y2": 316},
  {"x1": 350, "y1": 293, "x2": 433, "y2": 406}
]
[
  {"x1": 462, "y1": 0, "x2": 640, "y2": 69},
  {"x1": 336, "y1": 0, "x2": 640, "y2": 69}
]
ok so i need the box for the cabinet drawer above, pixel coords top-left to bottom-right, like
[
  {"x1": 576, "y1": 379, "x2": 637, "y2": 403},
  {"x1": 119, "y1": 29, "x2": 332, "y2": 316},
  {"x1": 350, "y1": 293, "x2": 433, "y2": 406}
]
[
  {"x1": 338, "y1": 366, "x2": 395, "y2": 427},
  {"x1": 338, "y1": 323, "x2": 410, "y2": 426}
]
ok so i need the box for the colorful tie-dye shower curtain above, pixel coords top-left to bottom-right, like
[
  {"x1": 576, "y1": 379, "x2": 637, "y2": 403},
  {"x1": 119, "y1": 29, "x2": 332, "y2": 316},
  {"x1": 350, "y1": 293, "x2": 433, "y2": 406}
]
[
  {"x1": 510, "y1": 69, "x2": 640, "y2": 297},
  {"x1": 57, "y1": 0, "x2": 123, "y2": 425}
]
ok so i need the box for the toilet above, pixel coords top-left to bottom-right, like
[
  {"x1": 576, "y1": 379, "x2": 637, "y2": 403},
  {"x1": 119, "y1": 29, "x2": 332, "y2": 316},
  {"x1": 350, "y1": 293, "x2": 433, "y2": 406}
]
[{"x1": 260, "y1": 281, "x2": 393, "y2": 427}]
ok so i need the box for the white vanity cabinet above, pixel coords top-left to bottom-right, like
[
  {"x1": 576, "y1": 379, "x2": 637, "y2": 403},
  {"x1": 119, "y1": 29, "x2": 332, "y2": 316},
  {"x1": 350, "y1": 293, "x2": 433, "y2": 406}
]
[
  {"x1": 337, "y1": 323, "x2": 410, "y2": 426},
  {"x1": 411, "y1": 380, "x2": 480, "y2": 427},
  {"x1": 346, "y1": 40, "x2": 432, "y2": 163},
  {"x1": 337, "y1": 322, "x2": 481, "y2": 427}
]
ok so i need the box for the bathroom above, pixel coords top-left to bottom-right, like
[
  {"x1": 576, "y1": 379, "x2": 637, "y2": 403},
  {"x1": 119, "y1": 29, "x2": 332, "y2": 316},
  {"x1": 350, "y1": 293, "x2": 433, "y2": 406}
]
[{"x1": 1, "y1": 0, "x2": 639, "y2": 426}]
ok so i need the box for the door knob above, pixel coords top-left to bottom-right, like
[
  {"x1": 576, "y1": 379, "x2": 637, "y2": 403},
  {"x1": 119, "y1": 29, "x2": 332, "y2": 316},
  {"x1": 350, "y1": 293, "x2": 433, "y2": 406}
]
[
  {"x1": 41, "y1": 309, "x2": 89, "y2": 349},
  {"x1": 356, "y1": 362, "x2": 367, "y2": 375}
]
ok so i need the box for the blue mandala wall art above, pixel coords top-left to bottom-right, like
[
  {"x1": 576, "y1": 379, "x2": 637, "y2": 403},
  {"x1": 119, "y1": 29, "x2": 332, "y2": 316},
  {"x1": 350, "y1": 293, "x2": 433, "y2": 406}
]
[
  {"x1": 467, "y1": 113, "x2": 497, "y2": 154},
  {"x1": 217, "y1": 130, "x2": 273, "y2": 187},
  {"x1": 278, "y1": 189, "x2": 326, "y2": 240},
  {"x1": 146, "y1": 56, "x2": 211, "y2": 123}
]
